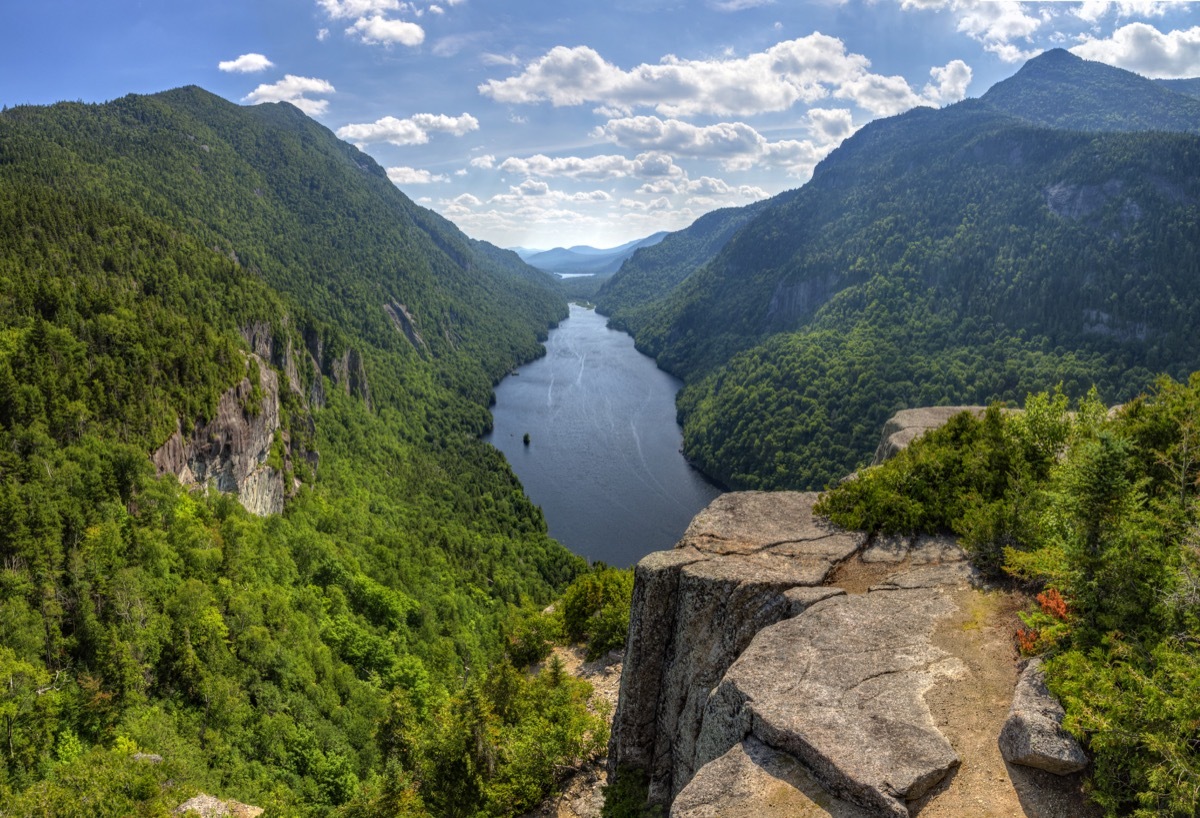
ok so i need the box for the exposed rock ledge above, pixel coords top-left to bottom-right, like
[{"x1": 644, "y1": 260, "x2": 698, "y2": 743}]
[
  {"x1": 871, "y1": 407, "x2": 986, "y2": 466},
  {"x1": 609, "y1": 409, "x2": 1091, "y2": 817},
  {"x1": 607, "y1": 492, "x2": 976, "y2": 816},
  {"x1": 153, "y1": 353, "x2": 298, "y2": 517}
]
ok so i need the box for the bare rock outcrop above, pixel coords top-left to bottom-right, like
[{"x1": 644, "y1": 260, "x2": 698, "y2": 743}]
[
  {"x1": 153, "y1": 354, "x2": 292, "y2": 516},
  {"x1": 174, "y1": 793, "x2": 263, "y2": 818},
  {"x1": 695, "y1": 589, "x2": 966, "y2": 817},
  {"x1": 608, "y1": 492, "x2": 865, "y2": 803},
  {"x1": 999, "y1": 658, "x2": 1088, "y2": 775},
  {"x1": 871, "y1": 406, "x2": 986, "y2": 465},
  {"x1": 672, "y1": 737, "x2": 872, "y2": 818}
]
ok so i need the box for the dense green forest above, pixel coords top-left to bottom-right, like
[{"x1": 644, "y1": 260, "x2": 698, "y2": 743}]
[
  {"x1": 816, "y1": 384, "x2": 1200, "y2": 817},
  {"x1": 0, "y1": 87, "x2": 624, "y2": 816},
  {"x1": 597, "y1": 50, "x2": 1200, "y2": 491}
]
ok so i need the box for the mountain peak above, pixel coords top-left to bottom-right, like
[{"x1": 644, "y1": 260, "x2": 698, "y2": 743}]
[{"x1": 981, "y1": 49, "x2": 1200, "y2": 133}]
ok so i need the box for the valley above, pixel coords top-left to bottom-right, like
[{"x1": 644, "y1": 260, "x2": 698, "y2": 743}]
[{"x1": 0, "y1": 40, "x2": 1198, "y2": 818}]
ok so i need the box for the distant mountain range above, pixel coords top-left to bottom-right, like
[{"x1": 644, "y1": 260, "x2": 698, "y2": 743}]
[
  {"x1": 596, "y1": 49, "x2": 1200, "y2": 490},
  {"x1": 516, "y1": 232, "x2": 669, "y2": 276}
]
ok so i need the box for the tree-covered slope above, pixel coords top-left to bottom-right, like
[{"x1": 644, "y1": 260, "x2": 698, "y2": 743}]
[
  {"x1": 616, "y1": 53, "x2": 1200, "y2": 490},
  {"x1": 980, "y1": 49, "x2": 1200, "y2": 133},
  {"x1": 594, "y1": 201, "x2": 771, "y2": 337},
  {"x1": 0, "y1": 88, "x2": 601, "y2": 817}
]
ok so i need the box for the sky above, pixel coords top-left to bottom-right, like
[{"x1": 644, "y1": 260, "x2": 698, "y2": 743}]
[{"x1": 2, "y1": 1, "x2": 1199, "y2": 250}]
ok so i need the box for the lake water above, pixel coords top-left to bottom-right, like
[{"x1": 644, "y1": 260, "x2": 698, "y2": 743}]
[{"x1": 485, "y1": 304, "x2": 722, "y2": 567}]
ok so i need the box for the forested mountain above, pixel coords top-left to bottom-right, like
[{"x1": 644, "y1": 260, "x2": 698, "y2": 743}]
[
  {"x1": 0, "y1": 87, "x2": 606, "y2": 816},
  {"x1": 594, "y1": 202, "x2": 770, "y2": 336},
  {"x1": 600, "y1": 51, "x2": 1200, "y2": 490},
  {"x1": 980, "y1": 48, "x2": 1200, "y2": 132}
]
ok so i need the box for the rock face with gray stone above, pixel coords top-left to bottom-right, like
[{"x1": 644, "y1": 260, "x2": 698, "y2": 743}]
[
  {"x1": 871, "y1": 406, "x2": 986, "y2": 465},
  {"x1": 152, "y1": 353, "x2": 315, "y2": 516},
  {"x1": 608, "y1": 492, "x2": 866, "y2": 804},
  {"x1": 608, "y1": 490, "x2": 979, "y2": 815},
  {"x1": 999, "y1": 658, "x2": 1088, "y2": 775},
  {"x1": 672, "y1": 737, "x2": 872, "y2": 818}
]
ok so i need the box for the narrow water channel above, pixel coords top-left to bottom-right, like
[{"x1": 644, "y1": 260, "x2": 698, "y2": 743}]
[{"x1": 485, "y1": 304, "x2": 723, "y2": 567}]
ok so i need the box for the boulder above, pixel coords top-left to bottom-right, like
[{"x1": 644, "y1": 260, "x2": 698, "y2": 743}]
[
  {"x1": 999, "y1": 658, "x2": 1088, "y2": 775},
  {"x1": 672, "y1": 737, "x2": 872, "y2": 818},
  {"x1": 694, "y1": 589, "x2": 966, "y2": 817},
  {"x1": 174, "y1": 793, "x2": 263, "y2": 818}
]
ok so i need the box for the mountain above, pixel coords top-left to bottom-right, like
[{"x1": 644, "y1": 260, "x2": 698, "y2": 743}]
[
  {"x1": 979, "y1": 48, "x2": 1200, "y2": 133},
  {"x1": 1157, "y1": 76, "x2": 1200, "y2": 100},
  {"x1": 605, "y1": 51, "x2": 1200, "y2": 490},
  {"x1": 595, "y1": 202, "x2": 771, "y2": 335},
  {"x1": 0, "y1": 87, "x2": 607, "y2": 815},
  {"x1": 522, "y1": 232, "x2": 668, "y2": 275}
]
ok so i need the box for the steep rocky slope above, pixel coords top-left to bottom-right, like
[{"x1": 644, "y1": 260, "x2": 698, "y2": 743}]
[{"x1": 608, "y1": 411, "x2": 1094, "y2": 817}]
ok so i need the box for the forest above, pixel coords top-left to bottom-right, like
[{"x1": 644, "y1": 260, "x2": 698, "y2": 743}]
[
  {"x1": 0, "y1": 87, "x2": 630, "y2": 816},
  {"x1": 596, "y1": 50, "x2": 1200, "y2": 492}
]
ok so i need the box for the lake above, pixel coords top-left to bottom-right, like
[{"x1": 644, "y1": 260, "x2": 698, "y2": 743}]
[{"x1": 485, "y1": 304, "x2": 723, "y2": 567}]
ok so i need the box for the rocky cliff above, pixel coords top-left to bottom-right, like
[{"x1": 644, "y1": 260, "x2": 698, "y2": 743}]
[
  {"x1": 152, "y1": 350, "x2": 317, "y2": 517},
  {"x1": 608, "y1": 410, "x2": 1090, "y2": 817}
]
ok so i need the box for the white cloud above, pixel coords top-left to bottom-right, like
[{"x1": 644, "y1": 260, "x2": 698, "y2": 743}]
[
  {"x1": 924, "y1": 60, "x2": 973, "y2": 105},
  {"x1": 620, "y1": 196, "x2": 672, "y2": 211},
  {"x1": 488, "y1": 183, "x2": 613, "y2": 205},
  {"x1": 482, "y1": 53, "x2": 520, "y2": 66},
  {"x1": 453, "y1": 192, "x2": 482, "y2": 206},
  {"x1": 318, "y1": 28, "x2": 331, "y2": 41},
  {"x1": 428, "y1": 4, "x2": 444, "y2": 14},
  {"x1": 1071, "y1": 23, "x2": 1200, "y2": 78},
  {"x1": 243, "y1": 75, "x2": 335, "y2": 116},
  {"x1": 218, "y1": 53, "x2": 274, "y2": 73},
  {"x1": 346, "y1": 15, "x2": 425, "y2": 46},
  {"x1": 318, "y1": 0, "x2": 402, "y2": 19},
  {"x1": 709, "y1": 0, "x2": 775, "y2": 9},
  {"x1": 498, "y1": 151, "x2": 686, "y2": 181},
  {"x1": 480, "y1": 35, "x2": 930, "y2": 118},
  {"x1": 805, "y1": 107, "x2": 855, "y2": 144},
  {"x1": 895, "y1": 0, "x2": 1041, "y2": 63},
  {"x1": 469, "y1": 154, "x2": 496, "y2": 169},
  {"x1": 592, "y1": 115, "x2": 829, "y2": 174},
  {"x1": 1074, "y1": 1, "x2": 1181, "y2": 23},
  {"x1": 386, "y1": 166, "x2": 448, "y2": 184},
  {"x1": 336, "y1": 112, "x2": 479, "y2": 145}
]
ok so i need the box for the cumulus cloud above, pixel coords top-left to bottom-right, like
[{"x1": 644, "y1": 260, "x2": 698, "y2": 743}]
[
  {"x1": 805, "y1": 108, "x2": 855, "y2": 144},
  {"x1": 346, "y1": 15, "x2": 425, "y2": 45},
  {"x1": 1071, "y1": 23, "x2": 1200, "y2": 78},
  {"x1": 487, "y1": 182, "x2": 613, "y2": 205},
  {"x1": 336, "y1": 112, "x2": 479, "y2": 145},
  {"x1": 243, "y1": 75, "x2": 335, "y2": 116},
  {"x1": 453, "y1": 193, "x2": 482, "y2": 206},
  {"x1": 498, "y1": 151, "x2": 686, "y2": 181},
  {"x1": 386, "y1": 166, "x2": 448, "y2": 184},
  {"x1": 469, "y1": 154, "x2": 496, "y2": 169},
  {"x1": 1074, "y1": 0, "x2": 1181, "y2": 22},
  {"x1": 895, "y1": 0, "x2": 1040, "y2": 63},
  {"x1": 591, "y1": 115, "x2": 828, "y2": 174},
  {"x1": 318, "y1": 0, "x2": 403, "y2": 19},
  {"x1": 478, "y1": 35, "x2": 969, "y2": 118},
  {"x1": 218, "y1": 53, "x2": 274, "y2": 73}
]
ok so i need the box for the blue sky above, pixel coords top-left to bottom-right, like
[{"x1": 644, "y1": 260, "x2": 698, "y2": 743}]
[{"x1": 2, "y1": 1, "x2": 1198, "y2": 249}]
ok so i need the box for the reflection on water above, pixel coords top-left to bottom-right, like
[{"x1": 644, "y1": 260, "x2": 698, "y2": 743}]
[{"x1": 485, "y1": 304, "x2": 722, "y2": 567}]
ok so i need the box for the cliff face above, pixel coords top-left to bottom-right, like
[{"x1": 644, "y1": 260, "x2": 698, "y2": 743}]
[
  {"x1": 152, "y1": 352, "x2": 308, "y2": 516},
  {"x1": 609, "y1": 409, "x2": 1090, "y2": 817}
]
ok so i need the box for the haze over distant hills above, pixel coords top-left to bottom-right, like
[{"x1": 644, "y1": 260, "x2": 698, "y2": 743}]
[{"x1": 518, "y1": 232, "x2": 668, "y2": 276}]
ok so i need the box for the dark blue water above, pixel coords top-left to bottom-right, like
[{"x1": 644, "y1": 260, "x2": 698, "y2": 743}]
[{"x1": 485, "y1": 304, "x2": 722, "y2": 567}]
